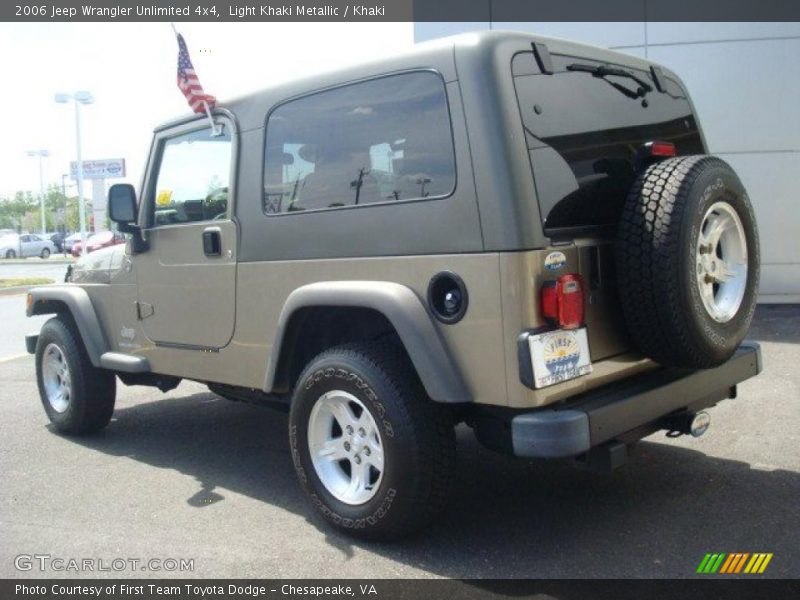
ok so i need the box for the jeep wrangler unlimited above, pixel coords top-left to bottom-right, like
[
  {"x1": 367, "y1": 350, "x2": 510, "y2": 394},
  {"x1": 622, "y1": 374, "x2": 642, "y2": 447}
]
[{"x1": 26, "y1": 31, "x2": 762, "y2": 540}]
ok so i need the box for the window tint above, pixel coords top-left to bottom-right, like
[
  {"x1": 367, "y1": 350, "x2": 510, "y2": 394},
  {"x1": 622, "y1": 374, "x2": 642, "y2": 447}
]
[
  {"x1": 512, "y1": 53, "x2": 704, "y2": 231},
  {"x1": 263, "y1": 71, "x2": 455, "y2": 214},
  {"x1": 151, "y1": 127, "x2": 232, "y2": 226}
]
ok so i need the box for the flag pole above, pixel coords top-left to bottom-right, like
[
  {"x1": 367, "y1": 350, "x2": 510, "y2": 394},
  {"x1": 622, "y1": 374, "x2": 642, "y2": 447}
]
[{"x1": 203, "y1": 99, "x2": 222, "y2": 137}]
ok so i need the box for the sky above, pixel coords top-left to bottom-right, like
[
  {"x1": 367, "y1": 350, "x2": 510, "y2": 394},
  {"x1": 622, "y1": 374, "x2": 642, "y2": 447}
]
[{"x1": 0, "y1": 22, "x2": 414, "y2": 199}]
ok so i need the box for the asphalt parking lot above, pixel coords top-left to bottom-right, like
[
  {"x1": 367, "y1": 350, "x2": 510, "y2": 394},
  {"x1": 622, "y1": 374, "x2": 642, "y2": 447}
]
[
  {"x1": 0, "y1": 257, "x2": 72, "y2": 284},
  {"x1": 1, "y1": 305, "x2": 798, "y2": 579}
]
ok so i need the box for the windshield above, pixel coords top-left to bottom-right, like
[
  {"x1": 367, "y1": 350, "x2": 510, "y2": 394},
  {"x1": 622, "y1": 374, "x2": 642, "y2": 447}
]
[{"x1": 512, "y1": 52, "x2": 704, "y2": 232}]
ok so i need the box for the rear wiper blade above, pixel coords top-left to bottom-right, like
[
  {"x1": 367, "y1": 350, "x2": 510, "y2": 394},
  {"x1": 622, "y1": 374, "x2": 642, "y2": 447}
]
[{"x1": 566, "y1": 63, "x2": 653, "y2": 99}]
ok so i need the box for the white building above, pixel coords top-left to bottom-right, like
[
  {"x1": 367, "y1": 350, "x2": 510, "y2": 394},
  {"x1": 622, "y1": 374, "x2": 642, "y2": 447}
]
[{"x1": 416, "y1": 22, "x2": 800, "y2": 302}]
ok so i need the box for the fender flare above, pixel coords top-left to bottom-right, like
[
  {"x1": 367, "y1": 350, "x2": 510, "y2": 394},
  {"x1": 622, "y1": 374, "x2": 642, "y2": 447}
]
[
  {"x1": 27, "y1": 285, "x2": 110, "y2": 367},
  {"x1": 264, "y1": 281, "x2": 472, "y2": 403}
]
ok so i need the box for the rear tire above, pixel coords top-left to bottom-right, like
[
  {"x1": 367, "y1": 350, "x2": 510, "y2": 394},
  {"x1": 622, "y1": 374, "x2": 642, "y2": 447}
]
[
  {"x1": 616, "y1": 155, "x2": 759, "y2": 368},
  {"x1": 6, "y1": 249, "x2": 16, "y2": 259},
  {"x1": 35, "y1": 316, "x2": 116, "y2": 434},
  {"x1": 41, "y1": 248, "x2": 51, "y2": 259},
  {"x1": 289, "y1": 341, "x2": 456, "y2": 540}
]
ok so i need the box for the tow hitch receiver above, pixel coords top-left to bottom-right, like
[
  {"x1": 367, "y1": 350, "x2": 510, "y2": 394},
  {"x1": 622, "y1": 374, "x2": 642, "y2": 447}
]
[
  {"x1": 664, "y1": 411, "x2": 712, "y2": 438},
  {"x1": 574, "y1": 441, "x2": 629, "y2": 473}
]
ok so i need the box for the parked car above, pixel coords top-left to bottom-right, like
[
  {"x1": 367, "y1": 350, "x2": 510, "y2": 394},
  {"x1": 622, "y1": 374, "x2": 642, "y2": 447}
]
[
  {"x1": 48, "y1": 232, "x2": 68, "y2": 253},
  {"x1": 63, "y1": 233, "x2": 82, "y2": 254},
  {"x1": 26, "y1": 31, "x2": 762, "y2": 541},
  {"x1": 1, "y1": 233, "x2": 56, "y2": 258},
  {"x1": 71, "y1": 230, "x2": 126, "y2": 256},
  {"x1": 0, "y1": 234, "x2": 16, "y2": 257}
]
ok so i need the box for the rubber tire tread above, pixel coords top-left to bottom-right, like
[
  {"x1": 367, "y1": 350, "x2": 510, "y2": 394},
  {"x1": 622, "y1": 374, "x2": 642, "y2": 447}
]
[
  {"x1": 36, "y1": 316, "x2": 116, "y2": 434},
  {"x1": 289, "y1": 340, "x2": 455, "y2": 540},
  {"x1": 616, "y1": 155, "x2": 759, "y2": 367}
]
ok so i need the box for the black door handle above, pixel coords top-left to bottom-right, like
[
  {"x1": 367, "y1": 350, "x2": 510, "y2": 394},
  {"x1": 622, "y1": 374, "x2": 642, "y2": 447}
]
[{"x1": 202, "y1": 228, "x2": 222, "y2": 257}]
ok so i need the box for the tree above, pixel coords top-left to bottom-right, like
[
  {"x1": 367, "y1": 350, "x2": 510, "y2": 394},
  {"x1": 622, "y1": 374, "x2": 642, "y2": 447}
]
[
  {"x1": 44, "y1": 184, "x2": 71, "y2": 232},
  {"x1": 0, "y1": 191, "x2": 35, "y2": 231},
  {"x1": 0, "y1": 187, "x2": 93, "y2": 233}
]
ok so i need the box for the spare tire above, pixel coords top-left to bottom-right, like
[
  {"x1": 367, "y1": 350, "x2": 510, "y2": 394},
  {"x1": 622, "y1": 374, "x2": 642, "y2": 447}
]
[{"x1": 616, "y1": 155, "x2": 759, "y2": 368}]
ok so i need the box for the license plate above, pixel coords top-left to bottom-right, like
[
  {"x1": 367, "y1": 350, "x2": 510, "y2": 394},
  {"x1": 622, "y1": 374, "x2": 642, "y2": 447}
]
[{"x1": 528, "y1": 327, "x2": 592, "y2": 389}]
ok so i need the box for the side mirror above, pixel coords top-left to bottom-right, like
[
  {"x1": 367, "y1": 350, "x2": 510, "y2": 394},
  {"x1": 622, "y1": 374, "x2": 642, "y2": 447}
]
[
  {"x1": 108, "y1": 183, "x2": 148, "y2": 253},
  {"x1": 108, "y1": 183, "x2": 138, "y2": 230}
]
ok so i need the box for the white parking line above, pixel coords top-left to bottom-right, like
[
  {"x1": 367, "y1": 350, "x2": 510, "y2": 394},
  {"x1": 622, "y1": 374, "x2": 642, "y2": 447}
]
[{"x1": 0, "y1": 353, "x2": 29, "y2": 363}]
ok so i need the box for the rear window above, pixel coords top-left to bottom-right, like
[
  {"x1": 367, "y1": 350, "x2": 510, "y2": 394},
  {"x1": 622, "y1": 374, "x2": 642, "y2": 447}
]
[
  {"x1": 512, "y1": 52, "x2": 704, "y2": 232},
  {"x1": 263, "y1": 71, "x2": 455, "y2": 215}
]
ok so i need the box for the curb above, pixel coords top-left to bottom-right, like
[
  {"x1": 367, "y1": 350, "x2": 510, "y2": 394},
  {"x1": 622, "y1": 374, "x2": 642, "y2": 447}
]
[{"x1": 0, "y1": 258, "x2": 74, "y2": 265}]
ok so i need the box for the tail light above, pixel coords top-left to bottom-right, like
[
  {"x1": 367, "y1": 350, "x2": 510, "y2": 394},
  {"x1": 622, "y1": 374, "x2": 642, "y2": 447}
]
[
  {"x1": 541, "y1": 274, "x2": 585, "y2": 330},
  {"x1": 647, "y1": 141, "x2": 677, "y2": 157},
  {"x1": 636, "y1": 141, "x2": 677, "y2": 171}
]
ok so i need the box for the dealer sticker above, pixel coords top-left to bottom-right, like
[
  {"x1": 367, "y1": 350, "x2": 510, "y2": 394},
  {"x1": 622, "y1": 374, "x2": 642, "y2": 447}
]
[{"x1": 544, "y1": 251, "x2": 567, "y2": 271}]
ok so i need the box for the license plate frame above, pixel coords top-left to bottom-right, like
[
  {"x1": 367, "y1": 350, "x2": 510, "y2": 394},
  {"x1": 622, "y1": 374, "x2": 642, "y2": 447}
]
[{"x1": 528, "y1": 327, "x2": 593, "y2": 389}]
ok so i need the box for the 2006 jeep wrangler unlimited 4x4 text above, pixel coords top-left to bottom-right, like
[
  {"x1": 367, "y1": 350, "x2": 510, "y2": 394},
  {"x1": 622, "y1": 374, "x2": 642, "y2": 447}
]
[{"x1": 26, "y1": 32, "x2": 762, "y2": 540}]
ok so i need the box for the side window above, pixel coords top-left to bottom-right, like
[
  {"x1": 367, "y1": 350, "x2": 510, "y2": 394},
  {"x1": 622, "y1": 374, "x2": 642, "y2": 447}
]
[
  {"x1": 263, "y1": 71, "x2": 455, "y2": 214},
  {"x1": 151, "y1": 127, "x2": 232, "y2": 226}
]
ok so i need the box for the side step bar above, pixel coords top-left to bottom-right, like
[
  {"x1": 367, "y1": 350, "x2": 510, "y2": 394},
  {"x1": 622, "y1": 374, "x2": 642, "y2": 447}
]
[
  {"x1": 27, "y1": 336, "x2": 151, "y2": 375},
  {"x1": 99, "y1": 352, "x2": 150, "y2": 373}
]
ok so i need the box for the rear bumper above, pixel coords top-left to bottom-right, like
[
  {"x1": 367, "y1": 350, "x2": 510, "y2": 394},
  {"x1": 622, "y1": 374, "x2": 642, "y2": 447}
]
[{"x1": 510, "y1": 342, "x2": 762, "y2": 458}]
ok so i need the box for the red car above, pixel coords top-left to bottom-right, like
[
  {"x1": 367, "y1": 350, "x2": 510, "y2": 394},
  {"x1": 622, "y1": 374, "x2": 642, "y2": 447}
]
[{"x1": 71, "y1": 231, "x2": 126, "y2": 257}]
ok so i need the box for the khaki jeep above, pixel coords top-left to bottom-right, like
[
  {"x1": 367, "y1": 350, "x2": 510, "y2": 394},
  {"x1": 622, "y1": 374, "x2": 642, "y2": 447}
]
[{"x1": 27, "y1": 31, "x2": 761, "y2": 540}]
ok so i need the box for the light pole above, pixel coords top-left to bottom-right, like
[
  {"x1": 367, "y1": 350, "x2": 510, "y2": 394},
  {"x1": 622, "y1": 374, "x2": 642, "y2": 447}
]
[
  {"x1": 61, "y1": 174, "x2": 71, "y2": 233},
  {"x1": 26, "y1": 149, "x2": 50, "y2": 235},
  {"x1": 55, "y1": 91, "x2": 94, "y2": 256}
]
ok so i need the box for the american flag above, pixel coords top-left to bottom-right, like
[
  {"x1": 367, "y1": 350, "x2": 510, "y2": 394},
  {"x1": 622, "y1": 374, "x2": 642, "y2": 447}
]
[{"x1": 176, "y1": 33, "x2": 215, "y2": 114}]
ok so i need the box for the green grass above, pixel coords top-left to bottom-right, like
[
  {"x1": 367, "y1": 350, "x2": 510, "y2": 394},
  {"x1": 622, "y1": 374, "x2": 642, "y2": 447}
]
[{"x1": 0, "y1": 277, "x2": 54, "y2": 288}]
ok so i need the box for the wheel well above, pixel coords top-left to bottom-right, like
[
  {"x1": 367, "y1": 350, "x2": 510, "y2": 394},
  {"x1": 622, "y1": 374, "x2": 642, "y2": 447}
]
[
  {"x1": 32, "y1": 299, "x2": 72, "y2": 320},
  {"x1": 31, "y1": 300, "x2": 82, "y2": 348},
  {"x1": 273, "y1": 306, "x2": 399, "y2": 393}
]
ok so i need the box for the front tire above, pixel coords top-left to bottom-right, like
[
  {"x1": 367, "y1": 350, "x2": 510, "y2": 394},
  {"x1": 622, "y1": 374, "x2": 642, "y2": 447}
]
[
  {"x1": 289, "y1": 341, "x2": 456, "y2": 540},
  {"x1": 35, "y1": 316, "x2": 116, "y2": 434}
]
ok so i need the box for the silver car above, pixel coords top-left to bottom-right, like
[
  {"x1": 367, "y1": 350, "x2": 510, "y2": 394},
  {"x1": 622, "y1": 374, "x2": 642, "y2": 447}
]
[{"x1": 0, "y1": 233, "x2": 56, "y2": 259}]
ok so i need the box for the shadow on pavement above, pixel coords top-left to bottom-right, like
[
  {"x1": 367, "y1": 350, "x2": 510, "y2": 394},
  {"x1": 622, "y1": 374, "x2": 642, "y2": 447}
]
[
  {"x1": 66, "y1": 389, "x2": 799, "y2": 578},
  {"x1": 748, "y1": 304, "x2": 800, "y2": 344}
]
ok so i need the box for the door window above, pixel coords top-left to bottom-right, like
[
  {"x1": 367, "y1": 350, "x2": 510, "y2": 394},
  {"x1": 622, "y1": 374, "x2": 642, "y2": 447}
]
[{"x1": 150, "y1": 127, "x2": 233, "y2": 226}]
